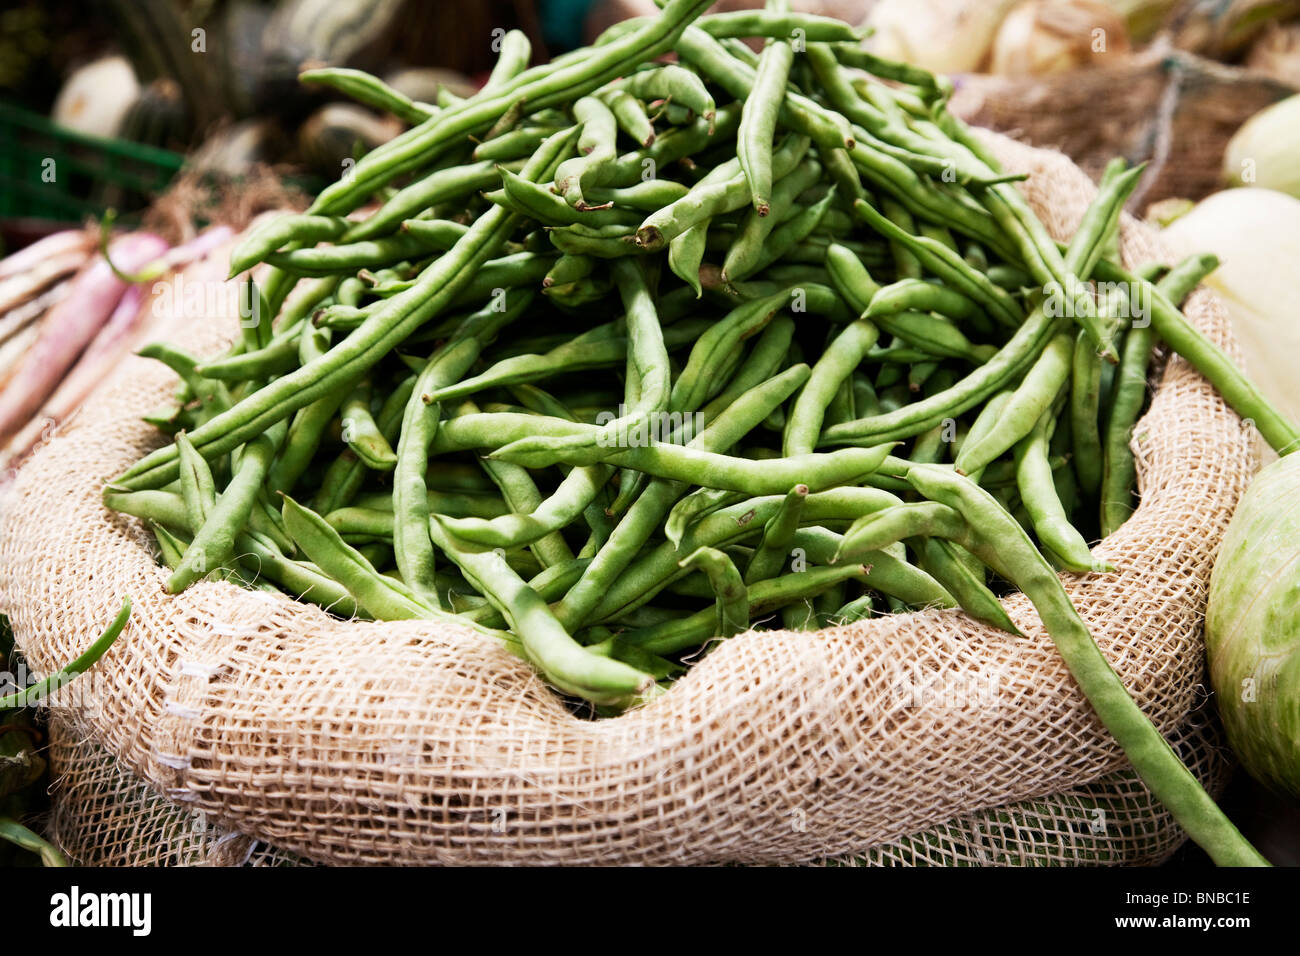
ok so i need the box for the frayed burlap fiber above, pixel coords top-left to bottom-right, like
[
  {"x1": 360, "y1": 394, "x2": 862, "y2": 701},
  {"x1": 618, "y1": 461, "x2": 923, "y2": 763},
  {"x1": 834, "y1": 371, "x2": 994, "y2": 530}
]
[{"x1": 0, "y1": 132, "x2": 1255, "y2": 865}]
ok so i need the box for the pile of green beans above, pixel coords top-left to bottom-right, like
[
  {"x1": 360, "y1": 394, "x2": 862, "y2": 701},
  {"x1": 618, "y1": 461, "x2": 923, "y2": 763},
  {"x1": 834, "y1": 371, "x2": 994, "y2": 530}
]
[{"x1": 107, "y1": 0, "x2": 1294, "y2": 865}]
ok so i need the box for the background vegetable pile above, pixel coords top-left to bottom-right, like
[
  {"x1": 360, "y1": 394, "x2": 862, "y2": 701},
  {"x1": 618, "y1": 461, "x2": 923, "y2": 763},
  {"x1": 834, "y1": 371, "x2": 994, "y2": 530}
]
[{"x1": 0, "y1": 225, "x2": 241, "y2": 480}]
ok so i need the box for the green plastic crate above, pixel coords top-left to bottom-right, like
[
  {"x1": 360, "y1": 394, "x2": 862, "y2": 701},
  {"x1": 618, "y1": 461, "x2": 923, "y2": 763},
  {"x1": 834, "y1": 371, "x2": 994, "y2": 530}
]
[{"x1": 0, "y1": 101, "x2": 184, "y2": 223}]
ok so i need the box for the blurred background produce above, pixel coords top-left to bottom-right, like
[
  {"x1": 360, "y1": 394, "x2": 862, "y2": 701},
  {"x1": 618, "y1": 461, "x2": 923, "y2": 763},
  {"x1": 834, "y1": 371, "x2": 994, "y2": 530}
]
[
  {"x1": 0, "y1": 0, "x2": 1297, "y2": 866},
  {"x1": 4, "y1": 0, "x2": 1298, "y2": 218}
]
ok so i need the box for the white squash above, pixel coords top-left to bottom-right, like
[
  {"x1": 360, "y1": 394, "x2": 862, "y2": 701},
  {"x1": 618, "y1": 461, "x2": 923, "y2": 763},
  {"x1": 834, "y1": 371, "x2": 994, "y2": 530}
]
[
  {"x1": 1223, "y1": 94, "x2": 1300, "y2": 199},
  {"x1": 51, "y1": 56, "x2": 139, "y2": 140},
  {"x1": 989, "y1": 0, "x2": 1131, "y2": 76},
  {"x1": 865, "y1": 0, "x2": 1021, "y2": 74},
  {"x1": 1162, "y1": 188, "x2": 1300, "y2": 436}
]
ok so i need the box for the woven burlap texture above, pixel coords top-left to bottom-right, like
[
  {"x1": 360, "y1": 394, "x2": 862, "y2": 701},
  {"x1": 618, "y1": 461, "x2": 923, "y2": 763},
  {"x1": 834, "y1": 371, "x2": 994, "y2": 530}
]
[
  {"x1": 44, "y1": 712, "x2": 305, "y2": 867},
  {"x1": 40, "y1": 700, "x2": 1230, "y2": 867},
  {"x1": 0, "y1": 132, "x2": 1255, "y2": 865}
]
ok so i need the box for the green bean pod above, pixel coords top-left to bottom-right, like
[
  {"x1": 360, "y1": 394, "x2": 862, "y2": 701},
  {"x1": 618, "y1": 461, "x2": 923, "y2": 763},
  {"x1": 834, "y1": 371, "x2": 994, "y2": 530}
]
[
  {"x1": 582, "y1": 179, "x2": 691, "y2": 211},
  {"x1": 867, "y1": 278, "x2": 983, "y2": 324},
  {"x1": 852, "y1": 199, "x2": 1023, "y2": 328},
  {"x1": 723, "y1": 159, "x2": 823, "y2": 284},
  {"x1": 0, "y1": 598, "x2": 133, "y2": 710},
  {"x1": 306, "y1": 0, "x2": 716, "y2": 217},
  {"x1": 227, "y1": 214, "x2": 349, "y2": 278},
  {"x1": 473, "y1": 127, "x2": 564, "y2": 163},
  {"x1": 1016, "y1": 410, "x2": 1111, "y2": 572},
  {"x1": 1094, "y1": 255, "x2": 1300, "y2": 457},
  {"x1": 427, "y1": 520, "x2": 653, "y2": 706},
  {"x1": 954, "y1": 331, "x2": 1073, "y2": 476},
  {"x1": 784, "y1": 318, "x2": 880, "y2": 457},
  {"x1": 1070, "y1": 329, "x2": 1105, "y2": 497},
  {"x1": 620, "y1": 64, "x2": 716, "y2": 127},
  {"x1": 176, "y1": 431, "x2": 216, "y2": 531},
  {"x1": 586, "y1": 486, "x2": 902, "y2": 624},
  {"x1": 340, "y1": 381, "x2": 397, "y2": 470},
  {"x1": 111, "y1": 126, "x2": 578, "y2": 493},
  {"x1": 668, "y1": 220, "x2": 710, "y2": 296},
  {"x1": 298, "y1": 67, "x2": 434, "y2": 125},
  {"x1": 635, "y1": 133, "x2": 810, "y2": 250},
  {"x1": 902, "y1": 463, "x2": 1268, "y2": 867},
  {"x1": 554, "y1": 95, "x2": 620, "y2": 205},
  {"x1": 343, "y1": 160, "x2": 506, "y2": 243},
  {"x1": 484, "y1": 29, "x2": 532, "y2": 92},
  {"x1": 916, "y1": 537, "x2": 1021, "y2": 635},
  {"x1": 677, "y1": 28, "x2": 853, "y2": 155},
  {"x1": 554, "y1": 363, "x2": 815, "y2": 628},
  {"x1": 280, "y1": 495, "x2": 446, "y2": 622},
  {"x1": 168, "y1": 419, "x2": 287, "y2": 593},
  {"x1": 737, "y1": 37, "x2": 794, "y2": 216},
  {"x1": 598, "y1": 87, "x2": 656, "y2": 148},
  {"x1": 267, "y1": 328, "x2": 350, "y2": 495},
  {"x1": 680, "y1": 546, "x2": 749, "y2": 638},
  {"x1": 744, "y1": 484, "x2": 808, "y2": 584}
]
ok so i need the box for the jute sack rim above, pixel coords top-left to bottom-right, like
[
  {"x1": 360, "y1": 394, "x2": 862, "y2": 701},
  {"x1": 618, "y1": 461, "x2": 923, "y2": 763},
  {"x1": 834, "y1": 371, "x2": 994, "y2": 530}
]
[{"x1": 0, "y1": 131, "x2": 1255, "y2": 865}]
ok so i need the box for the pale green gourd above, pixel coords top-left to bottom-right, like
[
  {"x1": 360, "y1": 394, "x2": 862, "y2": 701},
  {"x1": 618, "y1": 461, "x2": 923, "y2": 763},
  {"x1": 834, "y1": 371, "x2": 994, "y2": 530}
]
[{"x1": 1207, "y1": 452, "x2": 1300, "y2": 799}]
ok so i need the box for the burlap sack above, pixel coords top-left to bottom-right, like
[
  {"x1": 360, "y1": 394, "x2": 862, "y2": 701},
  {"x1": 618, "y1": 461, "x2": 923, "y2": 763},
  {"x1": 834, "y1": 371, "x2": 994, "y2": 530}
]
[
  {"x1": 0, "y1": 132, "x2": 1255, "y2": 866},
  {"x1": 40, "y1": 702, "x2": 1230, "y2": 866}
]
